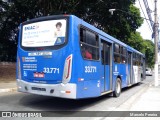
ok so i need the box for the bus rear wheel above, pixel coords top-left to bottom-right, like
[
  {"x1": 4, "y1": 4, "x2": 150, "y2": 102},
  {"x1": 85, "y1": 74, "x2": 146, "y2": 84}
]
[{"x1": 113, "y1": 78, "x2": 121, "y2": 97}]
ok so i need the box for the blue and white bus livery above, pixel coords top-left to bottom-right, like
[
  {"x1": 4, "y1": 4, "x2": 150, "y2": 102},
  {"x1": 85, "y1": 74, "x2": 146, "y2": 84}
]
[{"x1": 16, "y1": 15, "x2": 145, "y2": 99}]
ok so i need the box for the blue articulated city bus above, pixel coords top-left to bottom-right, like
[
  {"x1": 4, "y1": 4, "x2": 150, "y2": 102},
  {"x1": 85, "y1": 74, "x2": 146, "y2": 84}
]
[{"x1": 16, "y1": 15, "x2": 146, "y2": 99}]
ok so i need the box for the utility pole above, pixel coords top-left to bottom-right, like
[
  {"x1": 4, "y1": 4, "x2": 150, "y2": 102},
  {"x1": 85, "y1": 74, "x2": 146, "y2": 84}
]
[
  {"x1": 143, "y1": 0, "x2": 154, "y2": 29},
  {"x1": 154, "y1": 0, "x2": 159, "y2": 86}
]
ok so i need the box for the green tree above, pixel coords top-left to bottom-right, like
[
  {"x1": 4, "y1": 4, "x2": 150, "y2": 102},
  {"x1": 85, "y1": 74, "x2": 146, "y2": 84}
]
[
  {"x1": 127, "y1": 32, "x2": 144, "y2": 52},
  {"x1": 85, "y1": 2, "x2": 144, "y2": 43},
  {"x1": 143, "y1": 40, "x2": 155, "y2": 68},
  {"x1": 0, "y1": 0, "x2": 17, "y2": 61},
  {"x1": 127, "y1": 32, "x2": 154, "y2": 68}
]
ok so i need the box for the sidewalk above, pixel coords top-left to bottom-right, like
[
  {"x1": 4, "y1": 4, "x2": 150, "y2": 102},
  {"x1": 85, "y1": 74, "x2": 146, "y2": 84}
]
[
  {"x1": 110, "y1": 80, "x2": 160, "y2": 120},
  {"x1": 0, "y1": 63, "x2": 17, "y2": 93},
  {"x1": 130, "y1": 86, "x2": 160, "y2": 111},
  {"x1": 115, "y1": 80, "x2": 160, "y2": 110},
  {"x1": 0, "y1": 81, "x2": 17, "y2": 93}
]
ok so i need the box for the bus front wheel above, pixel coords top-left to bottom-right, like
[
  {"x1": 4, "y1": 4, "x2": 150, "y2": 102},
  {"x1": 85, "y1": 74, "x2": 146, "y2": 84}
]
[{"x1": 113, "y1": 78, "x2": 121, "y2": 97}]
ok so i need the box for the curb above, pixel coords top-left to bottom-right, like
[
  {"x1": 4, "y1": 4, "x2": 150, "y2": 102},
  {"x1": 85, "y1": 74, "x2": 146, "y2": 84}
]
[{"x1": 0, "y1": 88, "x2": 17, "y2": 93}]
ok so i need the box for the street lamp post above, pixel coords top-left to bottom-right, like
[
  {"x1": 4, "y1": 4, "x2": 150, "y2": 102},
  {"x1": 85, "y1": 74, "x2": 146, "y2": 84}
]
[{"x1": 108, "y1": 8, "x2": 154, "y2": 22}]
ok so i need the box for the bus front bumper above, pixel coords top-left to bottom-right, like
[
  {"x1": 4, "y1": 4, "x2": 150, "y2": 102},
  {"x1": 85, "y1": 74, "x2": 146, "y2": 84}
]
[{"x1": 17, "y1": 79, "x2": 77, "y2": 99}]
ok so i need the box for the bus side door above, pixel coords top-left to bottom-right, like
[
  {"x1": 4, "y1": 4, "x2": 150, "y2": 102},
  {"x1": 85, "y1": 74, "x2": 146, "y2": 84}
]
[
  {"x1": 100, "y1": 39, "x2": 113, "y2": 92},
  {"x1": 127, "y1": 52, "x2": 133, "y2": 85}
]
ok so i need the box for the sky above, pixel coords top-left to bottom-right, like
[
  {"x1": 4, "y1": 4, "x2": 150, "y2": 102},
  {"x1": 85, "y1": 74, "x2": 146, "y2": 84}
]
[{"x1": 135, "y1": 0, "x2": 160, "y2": 41}]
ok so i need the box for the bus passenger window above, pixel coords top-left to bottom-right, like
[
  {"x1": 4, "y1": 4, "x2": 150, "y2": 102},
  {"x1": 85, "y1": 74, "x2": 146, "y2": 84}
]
[
  {"x1": 133, "y1": 60, "x2": 137, "y2": 65},
  {"x1": 114, "y1": 44, "x2": 120, "y2": 53},
  {"x1": 120, "y1": 47, "x2": 126, "y2": 64},
  {"x1": 121, "y1": 56, "x2": 126, "y2": 64},
  {"x1": 86, "y1": 31, "x2": 97, "y2": 46},
  {"x1": 122, "y1": 48, "x2": 126, "y2": 55},
  {"x1": 114, "y1": 54, "x2": 121, "y2": 63},
  {"x1": 80, "y1": 27, "x2": 99, "y2": 60},
  {"x1": 84, "y1": 47, "x2": 92, "y2": 59}
]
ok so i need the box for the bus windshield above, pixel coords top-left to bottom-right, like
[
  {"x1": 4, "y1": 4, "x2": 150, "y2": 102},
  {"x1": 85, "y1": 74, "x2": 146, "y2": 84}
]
[{"x1": 22, "y1": 19, "x2": 67, "y2": 47}]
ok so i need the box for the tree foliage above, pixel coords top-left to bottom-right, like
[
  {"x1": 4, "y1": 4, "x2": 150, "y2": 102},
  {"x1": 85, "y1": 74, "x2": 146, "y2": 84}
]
[
  {"x1": 128, "y1": 32, "x2": 145, "y2": 52},
  {"x1": 143, "y1": 40, "x2": 155, "y2": 68},
  {"x1": 0, "y1": 0, "x2": 17, "y2": 61},
  {"x1": 127, "y1": 32, "x2": 155, "y2": 68}
]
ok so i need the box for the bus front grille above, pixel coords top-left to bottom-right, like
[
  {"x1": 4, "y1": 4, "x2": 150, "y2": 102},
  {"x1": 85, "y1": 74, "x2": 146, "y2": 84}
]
[{"x1": 31, "y1": 87, "x2": 46, "y2": 91}]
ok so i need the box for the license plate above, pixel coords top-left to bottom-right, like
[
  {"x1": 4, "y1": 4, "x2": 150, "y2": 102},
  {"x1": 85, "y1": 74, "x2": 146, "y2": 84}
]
[{"x1": 34, "y1": 73, "x2": 44, "y2": 78}]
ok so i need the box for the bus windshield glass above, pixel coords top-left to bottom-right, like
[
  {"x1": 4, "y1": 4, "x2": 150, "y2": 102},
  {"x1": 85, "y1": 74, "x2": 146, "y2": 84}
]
[{"x1": 22, "y1": 19, "x2": 66, "y2": 47}]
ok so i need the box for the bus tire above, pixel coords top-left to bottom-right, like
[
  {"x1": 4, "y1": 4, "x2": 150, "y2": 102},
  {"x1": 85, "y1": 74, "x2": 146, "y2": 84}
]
[
  {"x1": 113, "y1": 78, "x2": 121, "y2": 97},
  {"x1": 141, "y1": 74, "x2": 143, "y2": 81}
]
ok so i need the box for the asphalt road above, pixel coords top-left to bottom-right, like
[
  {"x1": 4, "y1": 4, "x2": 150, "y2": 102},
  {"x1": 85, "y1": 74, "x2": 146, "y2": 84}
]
[{"x1": 0, "y1": 76, "x2": 153, "y2": 119}]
